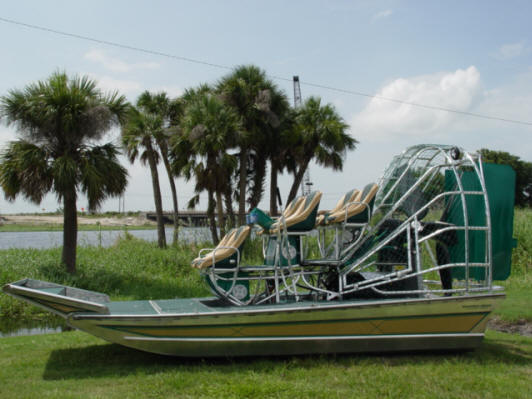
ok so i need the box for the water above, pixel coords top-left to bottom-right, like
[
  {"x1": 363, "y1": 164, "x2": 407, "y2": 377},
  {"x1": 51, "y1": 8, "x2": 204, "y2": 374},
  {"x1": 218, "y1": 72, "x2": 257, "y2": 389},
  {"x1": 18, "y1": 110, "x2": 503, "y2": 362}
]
[
  {"x1": 0, "y1": 326, "x2": 67, "y2": 338},
  {"x1": 0, "y1": 227, "x2": 211, "y2": 249}
]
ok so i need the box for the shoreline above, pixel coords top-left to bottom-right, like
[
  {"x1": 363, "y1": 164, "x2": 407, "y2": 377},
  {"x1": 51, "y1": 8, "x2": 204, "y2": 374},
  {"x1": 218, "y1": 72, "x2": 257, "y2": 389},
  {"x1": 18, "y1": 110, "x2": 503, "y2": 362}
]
[{"x1": 0, "y1": 214, "x2": 157, "y2": 231}]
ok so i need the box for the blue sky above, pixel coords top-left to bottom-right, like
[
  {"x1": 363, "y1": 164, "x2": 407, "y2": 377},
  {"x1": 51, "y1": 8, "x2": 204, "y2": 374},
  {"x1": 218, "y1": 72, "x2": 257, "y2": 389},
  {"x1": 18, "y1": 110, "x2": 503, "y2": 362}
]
[{"x1": 1, "y1": 0, "x2": 531, "y2": 213}]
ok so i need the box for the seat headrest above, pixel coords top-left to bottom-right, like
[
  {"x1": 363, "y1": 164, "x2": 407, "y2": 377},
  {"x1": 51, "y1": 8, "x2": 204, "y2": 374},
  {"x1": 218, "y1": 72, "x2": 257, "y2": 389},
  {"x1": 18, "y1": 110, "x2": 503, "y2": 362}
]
[
  {"x1": 323, "y1": 184, "x2": 378, "y2": 225},
  {"x1": 297, "y1": 191, "x2": 322, "y2": 218},
  {"x1": 360, "y1": 183, "x2": 379, "y2": 203},
  {"x1": 283, "y1": 196, "x2": 305, "y2": 218}
]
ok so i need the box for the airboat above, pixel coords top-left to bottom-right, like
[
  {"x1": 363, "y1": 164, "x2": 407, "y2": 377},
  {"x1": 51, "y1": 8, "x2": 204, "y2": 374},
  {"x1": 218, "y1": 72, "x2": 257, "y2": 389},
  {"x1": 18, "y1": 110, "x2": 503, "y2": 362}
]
[{"x1": 3, "y1": 144, "x2": 516, "y2": 357}]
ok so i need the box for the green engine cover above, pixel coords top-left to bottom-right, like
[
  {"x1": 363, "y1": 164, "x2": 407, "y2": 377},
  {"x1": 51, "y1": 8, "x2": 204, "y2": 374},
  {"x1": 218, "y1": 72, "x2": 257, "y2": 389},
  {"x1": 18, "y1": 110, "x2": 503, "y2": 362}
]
[{"x1": 446, "y1": 163, "x2": 516, "y2": 281}]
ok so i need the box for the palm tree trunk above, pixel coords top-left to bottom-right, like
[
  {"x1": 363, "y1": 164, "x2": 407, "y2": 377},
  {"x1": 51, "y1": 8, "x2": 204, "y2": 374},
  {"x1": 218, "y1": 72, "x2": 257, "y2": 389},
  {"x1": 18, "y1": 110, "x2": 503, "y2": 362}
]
[
  {"x1": 224, "y1": 185, "x2": 235, "y2": 228},
  {"x1": 62, "y1": 187, "x2": 78, "y2": 274},
  {"x1": 160, "y1": 147, "x2": 179, "y2": 245},
  {"x1": 248, "y1": 155, "x2": 266, "y2": 210},
  {"x1": 207, "y1": 189, "x2": 219, "y2": 243},
  {"x1": 147, "y1": 146, "x2": 166, "y2": 248},
  {"x1": 215, "y1": 190, "x2": 226, "y2": 238},
  {"x1": 238, "y1": 149, "x2": 248, "y2": 225},
  {"x1": 269, "y1": 158, "x2": 279, "y2": 216},
  {"x1": 287, "y1": 158, "x2": 310, "y2": 204}
]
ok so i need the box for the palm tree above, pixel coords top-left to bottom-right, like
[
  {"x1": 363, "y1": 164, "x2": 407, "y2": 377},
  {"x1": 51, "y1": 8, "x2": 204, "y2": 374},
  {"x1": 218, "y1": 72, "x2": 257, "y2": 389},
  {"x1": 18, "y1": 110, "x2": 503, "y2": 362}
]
[
  {"x1": 0, "y1": 72, "x2": 128, "y2": 273},
  {"x1": 217, "y1": 65, "x2": 289, "y2": 224},
  {"x1": 137, "y1": 91, "x2": 182, "y2": 245},
  {"x1": 122, "y1": 101, "x2": 167, "y2": 248},
  {"x1": 176, "y1": 91, "x2": 240, "y2": 242},
  {"x1": 286, "y1": 96, "x2": 357, "y2": 204},
  {"x1": 264, "y1": 95, "x2": 294, "y2": 216}
]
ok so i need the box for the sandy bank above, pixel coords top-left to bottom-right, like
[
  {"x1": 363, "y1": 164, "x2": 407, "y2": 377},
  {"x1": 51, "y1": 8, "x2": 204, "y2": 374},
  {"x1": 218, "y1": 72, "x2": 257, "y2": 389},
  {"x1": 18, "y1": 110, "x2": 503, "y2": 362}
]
[{"x1": 0, "y1": 214, "x2": 155, "y2": 227}]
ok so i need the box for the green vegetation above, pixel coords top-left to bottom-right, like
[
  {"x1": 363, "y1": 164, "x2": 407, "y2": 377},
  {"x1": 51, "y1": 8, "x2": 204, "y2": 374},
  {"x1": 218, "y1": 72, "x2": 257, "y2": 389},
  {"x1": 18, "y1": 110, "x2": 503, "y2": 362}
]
[
  {"x1": 215, "y1": 66, "x2": 293, "y2": 225},
  {"x1": 0, "y1": 330, "x2": 529, "y2": 399},
  {"x1": 0, "y1": 210, "x2": 530, "y2": 398},
  {"x1": 176, "y1": 87, "x2": 242, "y2": 241},
  {"x1": 496, "y1": 208, "x2": 532, "y2": 321},
  {"x1": 0, "y1": 72, "x2": 129, "y2": 273},
  {"x1": 0, "y1": 238, "x2": 210, "y2": 330},
  {"x1": 1, "y1": 67, "x2": 356, "y2": 272},
  {"x1": 285, "y1": 96, "x2": 356, "y2": 204},
  {"x1": 122, "y1": 91, "x2": 182, "y2": 248},
  {"x1": 1, "y1": 208, "x2": 531, "y2": 329}
]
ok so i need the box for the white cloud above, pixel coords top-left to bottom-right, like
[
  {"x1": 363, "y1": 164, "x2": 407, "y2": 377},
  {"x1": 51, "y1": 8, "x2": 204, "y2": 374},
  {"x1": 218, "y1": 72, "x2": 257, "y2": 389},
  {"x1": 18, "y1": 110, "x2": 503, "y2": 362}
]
[
  {"x1": 372, "y1": 9, "x2": 393, "y2": 22},
  {"x1": 86, "y1": 73, "x2": 142, "y2": 96},
  {"x1": 85, "y1": 73, "x2": 182, "y2": 101},
  {"x1": 84, "y1": 49, "x2": 160, "y2": 72},
  {"x1": 493, "y1": 41, "x2": 527, "y2": 60},
  {"x1": 151, "y1": 85, "x2": 183, "y2": 98},
  {"x1": 350, "y1": 66, "x2": 483, "y2": 141}
]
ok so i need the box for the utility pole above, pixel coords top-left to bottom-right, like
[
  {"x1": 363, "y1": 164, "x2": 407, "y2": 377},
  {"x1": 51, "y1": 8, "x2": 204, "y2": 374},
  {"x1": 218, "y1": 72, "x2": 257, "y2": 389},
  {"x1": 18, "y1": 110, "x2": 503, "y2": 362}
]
[{"x1": 293, "y1": 76, "x2": 313, "y2": 196}]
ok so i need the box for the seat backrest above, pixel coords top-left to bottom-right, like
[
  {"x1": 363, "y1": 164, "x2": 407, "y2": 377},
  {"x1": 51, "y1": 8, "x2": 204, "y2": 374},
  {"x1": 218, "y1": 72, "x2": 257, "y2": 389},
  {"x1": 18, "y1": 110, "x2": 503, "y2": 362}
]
[
  {"x1": 284, "y1": 191, "x2": 323, "y2": 231},
  {"x1": 283, "y1": 196, "x2": 305, "y2": 219},
  {"x1": 192, "y1": 226, "x2": 251, "y2": 269},
  {"x1": 333, "y1": 189, "x2": 360, "y2": 213},
  {"x1": 218, "y1": 228, "x2": 237, "y2": 247},
  {"x1": 316, "y1": 189, "x2": 359, "y2": 226},
  {"x1": 326, "y1": 183, "x2": 378, "y2": 224},
  {"x1": 346, "y1": 183, "x2": 378, "y2": 223},
  {"x1": 224, "y1": 225, "x2": 251, "y2": 252}
]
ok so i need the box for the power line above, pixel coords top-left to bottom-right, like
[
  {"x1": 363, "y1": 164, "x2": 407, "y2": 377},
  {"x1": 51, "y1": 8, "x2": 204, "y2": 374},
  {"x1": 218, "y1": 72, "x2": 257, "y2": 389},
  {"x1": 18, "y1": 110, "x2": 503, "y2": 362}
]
[
  {"x1": 291, "y1": 80, "x2": 532, "y2": 126},
  {"x1": 1, "y1": 16, "x2": 532, "y2": 127},
  {"x1": 0, "y1": 16, "x2": 233, "y2": 72}
]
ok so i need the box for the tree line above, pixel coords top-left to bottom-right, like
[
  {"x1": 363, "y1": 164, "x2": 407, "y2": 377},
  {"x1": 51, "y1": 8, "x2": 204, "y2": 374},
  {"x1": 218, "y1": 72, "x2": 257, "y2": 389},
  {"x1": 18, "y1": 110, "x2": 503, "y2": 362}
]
[
  {"x1": 2, "y1": 68, "x2": 530, "y2": 274},
  {"x1": 0, "y1": 66, "x2": 356, "y2": 272}
]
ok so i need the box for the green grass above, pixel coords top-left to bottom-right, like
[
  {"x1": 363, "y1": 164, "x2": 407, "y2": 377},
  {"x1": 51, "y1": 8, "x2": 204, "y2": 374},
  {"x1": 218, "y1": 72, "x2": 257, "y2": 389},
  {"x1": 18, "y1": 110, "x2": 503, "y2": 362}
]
[
  {"x1": 0, "y1": 233, "x2": 264, "y2": 332},
  {"x1": 0, "y1": 330, "x2": 530, "y2": 399},
  {"x1": 493, "y1": 208, "x2": 532, "y2": 321},
  {"x1": 0, "y1": 237, "x2": 211, "y2": 332}
]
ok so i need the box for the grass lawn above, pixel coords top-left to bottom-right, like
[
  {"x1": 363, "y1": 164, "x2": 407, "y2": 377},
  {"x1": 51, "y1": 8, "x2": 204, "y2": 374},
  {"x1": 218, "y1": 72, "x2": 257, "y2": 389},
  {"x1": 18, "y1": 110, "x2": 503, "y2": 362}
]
[{"x1": 0, "y1": 330, "x2": 530, "y2": 399}]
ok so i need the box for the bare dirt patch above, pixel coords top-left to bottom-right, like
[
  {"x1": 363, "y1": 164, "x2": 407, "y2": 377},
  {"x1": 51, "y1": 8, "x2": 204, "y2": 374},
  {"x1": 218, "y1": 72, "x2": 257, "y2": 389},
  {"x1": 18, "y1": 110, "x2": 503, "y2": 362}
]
[
  {"x1": 488, "y1": 317, "x2": 532, "y2": 336},
  {"x1": 1, "y1": 214, "x2": 155, "y2": 227}
]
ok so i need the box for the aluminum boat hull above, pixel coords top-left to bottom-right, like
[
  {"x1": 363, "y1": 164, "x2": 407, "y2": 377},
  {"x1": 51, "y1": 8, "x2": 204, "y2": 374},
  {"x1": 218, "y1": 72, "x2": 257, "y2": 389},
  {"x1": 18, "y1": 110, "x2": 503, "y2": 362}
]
[{"x1": 3, "y1": 279, "x2": 504, "y2": 357}]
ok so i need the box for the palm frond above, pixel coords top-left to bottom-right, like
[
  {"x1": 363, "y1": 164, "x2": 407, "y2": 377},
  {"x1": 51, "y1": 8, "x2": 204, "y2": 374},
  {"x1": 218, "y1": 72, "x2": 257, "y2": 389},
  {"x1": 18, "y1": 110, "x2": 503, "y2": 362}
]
[
  {"x1": 187, "y1": 194, "x2": 200, "y2": 209},
  {"x1": 0, "y1": 140, "x2": 53, "y2": 203},
  {"x1": 80, "y1": 144, "x2": 128, "y2": 211}
]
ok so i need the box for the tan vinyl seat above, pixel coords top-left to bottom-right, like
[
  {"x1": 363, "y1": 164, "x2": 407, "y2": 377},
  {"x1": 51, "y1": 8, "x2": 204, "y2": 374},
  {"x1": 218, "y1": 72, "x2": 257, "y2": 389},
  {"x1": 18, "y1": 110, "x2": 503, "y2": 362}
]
[
  {"x1": 316, "y1": 188, "x2": 360, "y2": 226},
  {"x1": 282, "y1": 196, "x2": 306, "y2": 219},
  {"x1": 255, "y1": 196, "x2": 305, "y2": 235},
  {"x1": 191, "y1": 225, "x2": 251, "y2": 269},
  {"x1": 268, "y1": 191, "x2": 322, "y2": 233},
  {"x1": 324, "y1": 183, "x2": 378, "y2": 225}
]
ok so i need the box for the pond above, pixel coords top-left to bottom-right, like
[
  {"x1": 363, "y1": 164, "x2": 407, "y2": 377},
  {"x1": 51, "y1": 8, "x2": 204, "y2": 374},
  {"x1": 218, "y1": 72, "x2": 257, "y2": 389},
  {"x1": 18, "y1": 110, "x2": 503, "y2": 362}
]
[
  {"x1": 0, "y1": 227, "x2": 212, "y2": 250},
  {"x1": 0, "y1": 325, "x2": 68, "y2": 338}
]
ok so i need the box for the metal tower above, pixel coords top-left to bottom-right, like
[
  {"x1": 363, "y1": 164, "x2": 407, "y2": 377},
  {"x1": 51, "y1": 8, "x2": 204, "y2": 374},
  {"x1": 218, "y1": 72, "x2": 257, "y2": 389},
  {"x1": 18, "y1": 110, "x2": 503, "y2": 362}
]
[
  {"x1": 293, "y1": 76, "x2": 302, "y2": 108},
  {"x1": 293, "y1": 76, "x2": 313, "y2": 196}
]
